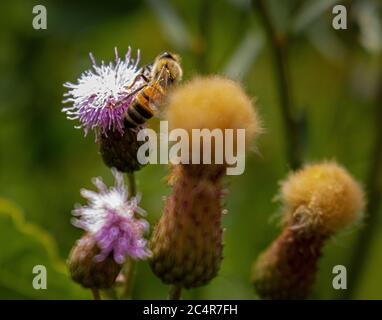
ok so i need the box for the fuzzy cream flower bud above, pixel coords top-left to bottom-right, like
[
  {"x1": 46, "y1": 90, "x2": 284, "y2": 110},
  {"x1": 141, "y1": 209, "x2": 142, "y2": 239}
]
[
  {"x1": 166, "y1": 76, "x2": 261, "y2": 178},
  {"x1": 280, "y1": 162, "x2": 365, "y2": 234},
  {"x1": 252, "y1": 162, "x2": 365, "y2": 299},
  {"x1": 151, "y1": 76, "x2": 261, "y2": 289}
]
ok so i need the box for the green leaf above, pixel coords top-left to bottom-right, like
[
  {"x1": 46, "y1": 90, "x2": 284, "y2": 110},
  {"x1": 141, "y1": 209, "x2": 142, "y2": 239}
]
[
  {"x1": 0, "y1": 198, "x2": 90, "y2": 299},
  {"x1": 292, "y1": 0, "x2": 339, "y2": 35},
  {"x1": 223, "y1": 30, "x2": 264, "y2": 81},
  {"x1": 147, "y1": 0, "x2": 192, "y2": 50},
  {"x1": 305, "y1": 19, "x2": 347, "y2": 63},
  {"x1": 354, "y1": 0, "x2": 382, "y2": 54}
]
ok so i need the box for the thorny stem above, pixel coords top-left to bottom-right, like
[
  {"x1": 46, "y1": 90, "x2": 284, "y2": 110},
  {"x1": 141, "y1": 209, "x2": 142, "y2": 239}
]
[
  {"x1": 91, "y1": 288, "x2": 101, "y2": 300},
  {"x1": 168, "y1": 285, "x2": 182, "y2": 300},
  {"x1": 121, "y1": 172, "x2": 137, "y2": 299},
  {"x1": 252, "y1": 0, "x2": 302, "y2": 170},
  {"x1": 343, "y1": 69, "x2": 382, "y2": 299}
]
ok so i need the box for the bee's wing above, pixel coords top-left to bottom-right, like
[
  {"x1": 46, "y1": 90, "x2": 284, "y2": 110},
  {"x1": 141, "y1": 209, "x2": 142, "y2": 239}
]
[{"x1": 147, "y1": 65, "x2": 169, "y2": 117}]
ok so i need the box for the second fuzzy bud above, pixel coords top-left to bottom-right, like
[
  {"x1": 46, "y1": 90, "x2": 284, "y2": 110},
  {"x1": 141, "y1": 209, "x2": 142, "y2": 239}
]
[{"x1": 252, "y1": 162, "x2": 365, "y2": 299}]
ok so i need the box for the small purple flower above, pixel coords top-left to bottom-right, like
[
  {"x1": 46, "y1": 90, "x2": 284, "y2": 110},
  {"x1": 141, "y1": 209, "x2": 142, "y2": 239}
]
[
  {"x1": 62, "y1": 47, "x2": 144, "y2": 136},
  {"x1": 72, "y1": 168, "x2": 151, "y2": 264}
]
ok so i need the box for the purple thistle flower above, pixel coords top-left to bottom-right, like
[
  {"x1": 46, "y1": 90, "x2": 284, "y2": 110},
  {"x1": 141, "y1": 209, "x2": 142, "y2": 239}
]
[
  {"x1": 62, "y1": 47, "x2": 144, "y2": 136},
  {"x1": 72, "y1": 168, "x2": 151, "y2": 264}
]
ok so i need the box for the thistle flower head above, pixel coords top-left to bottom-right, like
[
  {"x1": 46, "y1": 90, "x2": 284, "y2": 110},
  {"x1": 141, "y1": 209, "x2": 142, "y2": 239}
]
[
  {"x1": 62, "y1": 47, "x2": 144, "y2": 136},
  {"x1": 72, "y1": 169, "x2": 151, "y2": 264},
  {"x1": 281, "y1": 161, "x2": 365, "y2": 234}
]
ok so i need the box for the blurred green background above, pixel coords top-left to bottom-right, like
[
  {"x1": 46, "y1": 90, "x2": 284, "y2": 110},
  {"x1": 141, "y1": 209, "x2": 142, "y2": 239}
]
[{"x1": 0, "y1": 0, "x2": 381, "y2": 299}]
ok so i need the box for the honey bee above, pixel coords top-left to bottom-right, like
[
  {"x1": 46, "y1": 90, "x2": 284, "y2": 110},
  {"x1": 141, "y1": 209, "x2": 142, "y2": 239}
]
[{"x1": 123, "y1": 52, "x2": 182, "y2": 128}]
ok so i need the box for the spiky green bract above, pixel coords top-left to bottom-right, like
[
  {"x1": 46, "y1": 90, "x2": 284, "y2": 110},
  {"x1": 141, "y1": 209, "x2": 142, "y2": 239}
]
[{"x1": 150, "y1": 166, "x2": 224, "y2": 288}]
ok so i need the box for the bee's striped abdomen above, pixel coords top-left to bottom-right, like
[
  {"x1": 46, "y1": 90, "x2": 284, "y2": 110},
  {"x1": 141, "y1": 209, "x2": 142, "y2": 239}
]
[
  {"x1": 124, "y1": 83, "x2": 166, "y2": 128},
  {"x1": 125, "y1": 89, "x2": 154, "y2": 128}
]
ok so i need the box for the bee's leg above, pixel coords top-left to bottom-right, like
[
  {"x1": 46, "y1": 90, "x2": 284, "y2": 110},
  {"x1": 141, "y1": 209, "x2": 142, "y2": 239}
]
[
  {"x1": 115, "y1": 85, "x2": 146, "y2": 109},
  {"x1": 127, "y1": 74, "x2": 150, "y2": 90},
  {"x1": 124, "y1": 85, "x2": 146, "y2": 102},
  {"x1": 127, "y1": 85, "x2": 146, "y2": 96},
  {"x1": 140, "y1": 74, "x2": 150, "y2": 82}
]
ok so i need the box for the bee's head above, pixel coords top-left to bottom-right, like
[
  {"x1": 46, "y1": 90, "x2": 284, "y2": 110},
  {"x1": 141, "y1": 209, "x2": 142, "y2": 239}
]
[
  {"x1": 153, "y1": 51, "x2": 182, "y2": 84},
  {"x1": 158, "y1": 51, "x2": 179, "y2": 62}
]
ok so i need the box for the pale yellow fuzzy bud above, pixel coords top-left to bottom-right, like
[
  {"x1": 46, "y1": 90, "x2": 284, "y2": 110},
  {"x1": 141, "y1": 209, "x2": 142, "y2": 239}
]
[
  {"x1": 281, "y1": 161, "x2": 365, "y2": 234},
  {"x1": 166, "y1": 76, "x2": 261, "y2": 158},
  {"x1": 252, "y1": 161, "x2": 365, "y2": 299}
]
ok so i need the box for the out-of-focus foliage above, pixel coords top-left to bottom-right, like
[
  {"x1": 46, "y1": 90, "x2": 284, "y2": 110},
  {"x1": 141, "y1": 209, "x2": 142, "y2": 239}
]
[
  {"x1": 0, "y1": 198, "x2": 89, "y2": 299},
  {"x1": 0, "y1": 0, "x2": 381, "y2": 299}
]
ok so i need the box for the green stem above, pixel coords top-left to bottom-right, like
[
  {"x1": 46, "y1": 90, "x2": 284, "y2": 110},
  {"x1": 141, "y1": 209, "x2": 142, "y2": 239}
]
[
  {"x1": 196, "y1": 0, "x2": 211, "y2": 73},
  {"x1": 91, "y1": 288, "x2": 101, "y2": 300},
  {"x1": 252, "y1": 0, "x2": 302, "y2": 169},
  {"x1": 121, "y1": 172, "x2": 137, "y2": 299},
  {"x1": 168, "y1": 285, "x2": 182, "y2": 300},
  {"x1": 343, "y1": 69, "x2": 382, "y2": 299},
  {"x1": 127, "y1": 172, "x2": 137, "y2": 198},
  {"x1": 122, "y1": 257, "x2": 136, "y2": 299},
  {"x1": 103, "y1": 288, "x2": 118, "y2": 300}
]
